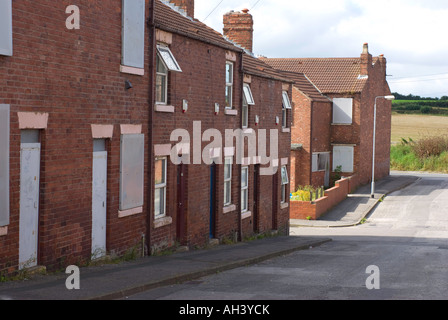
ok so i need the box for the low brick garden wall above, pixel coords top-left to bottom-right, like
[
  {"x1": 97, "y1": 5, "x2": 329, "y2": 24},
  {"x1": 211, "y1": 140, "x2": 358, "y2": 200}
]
[{"x1": 290, "y1": 178, "x2": 351, "y2": 220}]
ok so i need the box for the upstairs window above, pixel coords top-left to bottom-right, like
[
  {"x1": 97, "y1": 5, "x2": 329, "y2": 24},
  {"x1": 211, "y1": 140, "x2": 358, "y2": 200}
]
[
  {"x1": 282, "y1": 91, "x2": 292, "y2": 128},
  {"x1": 156, "y1": 55, "x2": 168, "y2": 104},
  {"x1": 156, "y1": 45, "x2": 182, "y2": 105},
  {"x1": 225, "y1": 62, "x2": 234, "y2": 109},
  {"x1": 0, "y1": 0, "x2": 13, "y2": 56},
  {"x1": 122, "y1": 0, "x2": 145, "y2": 69},
  {"x1": 243, "y1": 84, "x2": 255, "y2": 105},
  {"x1": 333, "y1": 98, "x2": 353, "y2": 125}
]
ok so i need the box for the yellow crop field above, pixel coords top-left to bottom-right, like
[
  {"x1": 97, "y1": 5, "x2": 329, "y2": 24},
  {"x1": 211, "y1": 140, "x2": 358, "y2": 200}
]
[{"x1": 391, "y1": 114, "x2": 448, "y2": 144}]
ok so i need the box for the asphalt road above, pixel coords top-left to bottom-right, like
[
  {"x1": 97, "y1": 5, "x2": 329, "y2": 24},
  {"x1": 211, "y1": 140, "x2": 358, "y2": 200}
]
[{"x1": 125, "y1": 172, "x2": 448, "y2": 300}]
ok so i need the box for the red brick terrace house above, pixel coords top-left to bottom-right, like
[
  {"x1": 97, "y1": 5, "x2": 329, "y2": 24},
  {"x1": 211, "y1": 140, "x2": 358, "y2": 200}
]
[
  {"x1": 0, "y1": 0, "x2": 153, "y2": 274},
  {"x1": 262, "y1": 43, "x2": 393, "y2": 191},
  {"x1": 0, "y1": 0, "x2": 294, "y2": 276},
  {"x1": 151, "y1": 1, "x2": 293, "y2": 251}
]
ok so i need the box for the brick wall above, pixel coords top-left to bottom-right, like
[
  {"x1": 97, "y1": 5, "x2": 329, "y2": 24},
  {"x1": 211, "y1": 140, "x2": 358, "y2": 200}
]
[
  {"x1": 290, "y1": 178, "x2": 350, "y2": 220},
  {"x1": 151, "y1": 29, "x2": 291, "y2": 250}
]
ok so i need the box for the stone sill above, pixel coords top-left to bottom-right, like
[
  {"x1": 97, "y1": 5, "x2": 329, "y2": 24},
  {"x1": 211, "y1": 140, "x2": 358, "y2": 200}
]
[{"x1": 154, "y1": 216, "x2": 173, "y2": 229}]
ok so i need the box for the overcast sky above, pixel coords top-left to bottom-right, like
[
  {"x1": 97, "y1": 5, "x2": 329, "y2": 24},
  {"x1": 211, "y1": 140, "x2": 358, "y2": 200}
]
[{"x1": 194, "y1": 0, "x2": 448, "y2": 98}]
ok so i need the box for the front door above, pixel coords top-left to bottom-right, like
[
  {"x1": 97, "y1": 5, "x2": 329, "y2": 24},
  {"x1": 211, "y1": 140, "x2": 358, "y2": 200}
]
[
  {"x1": 253, "y1": 165, "x2": 260, "y2": 233},
  {"x1": 19, "y1": 143, "x2": 41, "y2": 270},
  {"x1": 209, "y1": 163, "x2": 216, "y2": 239},
  {"x1": 91, "y1": 144, "x2": 107, "y2": 260},
  {"x1": 177, "y1": 164, "x2": 186, "y2": 244}
]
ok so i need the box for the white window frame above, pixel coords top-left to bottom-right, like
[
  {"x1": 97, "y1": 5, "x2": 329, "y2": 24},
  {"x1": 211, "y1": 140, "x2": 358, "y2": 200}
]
[
  {"x1": 282, "y1": 91, "x2": 292, "y2": 109},
  {"x1": 157, "y1": 45, "x2": 182, "y2": 72},
  {"x1": 0, "y1": 0, "x2": 13, "y2": 56},
  {"x1": 155, "y1": 45, "x2": 182, "y2": 105},
  {"x1": 243, "y1": 84, "x2": 255, "y2": 105},
  {"x1": 241, "y1": 166, "x2": 249, "y2": 213},
  {"x1": 225, "y1": 62, "x2": 234, "y2": 109},
  {"x1": 156, "y1": 54, "x2": 168, "y2": 105},
  {"x1": 312, "y1": 152, "x2": 330, "y2": 172},
  {"x1": 281, "y1": 166, "x2": 289, "y2": 204},
  {"x1": 333, "y1": 145, "x2": 354, "y2": 173},
  {"x1": 332, "y1": 98, "x2": 353, "y2": 125},
  {"x1": 242, "y1": 94, "x2": 249, "y2": 129},
  {"x1": 154, "y1": 157, "x2": 167, "y2": 219},
  {"x1": 224, "y1": 157, "x2": 232, "y2": 206},
  {"x1": 282, "y1": 91, "x2": 291, "y2": 128}
]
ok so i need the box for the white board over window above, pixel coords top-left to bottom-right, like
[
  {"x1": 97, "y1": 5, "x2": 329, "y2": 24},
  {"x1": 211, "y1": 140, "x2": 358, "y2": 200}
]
[
  {"x1": 0, "y1": 105, "x2": 10, "y2": 226},
  {"x1": 333, "y1": 146, "x2": 354, "y2": 173},
  {"x1": 0, "y1": 0, "x2": 13, "y2": 56},
  {"x1": 120, "y1": 134, "x2": 145, "y2": 211},
  {"x1": 122, "y1": 0, "x2": 145, "y2": 69},
  {"x1": 333, "y1": 98, "x2": 353, "y2": 124}
]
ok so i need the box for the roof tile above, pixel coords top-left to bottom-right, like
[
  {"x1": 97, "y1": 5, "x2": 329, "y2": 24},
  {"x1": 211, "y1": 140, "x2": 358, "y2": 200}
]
[{"x1": 261, "y1": 57, "x2": 369, "y2": 94}]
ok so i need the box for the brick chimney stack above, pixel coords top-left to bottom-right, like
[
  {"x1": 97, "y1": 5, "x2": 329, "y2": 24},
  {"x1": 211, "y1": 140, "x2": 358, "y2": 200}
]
[
  {"x1": 223, "y1": 9, "x2": 254, "y2": 52},
  {"x1": 360, "y1": 43, "x2": 373, "y2": 76},
  {"x1": 170, "y1": 0, "x2": 194, "y2": 19}
]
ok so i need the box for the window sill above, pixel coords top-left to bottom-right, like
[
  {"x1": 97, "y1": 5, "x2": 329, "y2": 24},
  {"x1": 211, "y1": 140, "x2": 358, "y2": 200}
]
[
  {"x1": 282, "y1": 128, "x2": 290, "y2": 133},
  {"x1": 154, "y1": 216, "x2": 173, "y2": 229},
  {"x1": 0, "y1": 226, "x2": 8, "y2": 237},
  {"x1": 120, "y1": 65, "x2": 145, "y2": 76},
  {"x1": 118, "y1": 207, "x2": 143, "y2": 218},
  {"x1": 155, "y1": 104, "x2": 175, "y2": 113},
  {"x1": 224, "y1": 109, "x2": 238, "y2": 116},
  {"x1": 241, "y1": 211, "x2": 252, "y2": 220},
  {"x1": 331, "y1": 123, "x2": 352, "y2": 126},
  {"x1": 280, "y1": 202, "x2": 289, "y2": 209},
  {"x1": 223, "y1": 204, "x2": 236, "y2": 213}
]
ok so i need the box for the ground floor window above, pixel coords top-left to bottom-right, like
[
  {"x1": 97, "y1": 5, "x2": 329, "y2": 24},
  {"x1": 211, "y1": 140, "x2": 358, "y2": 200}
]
[
  {"x1": 155, "y1": 157, "x2": 167, "y2": 218},
  {"x1": 241, "y1": 166, "x2": 249, "y2": 212},
  {"x1": 281, "y1": 166, "x2": 289, "y2": 203}
]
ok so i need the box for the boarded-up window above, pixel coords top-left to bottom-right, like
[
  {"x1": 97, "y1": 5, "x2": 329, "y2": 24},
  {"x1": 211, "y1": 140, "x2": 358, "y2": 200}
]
[
  {"x1": 0, "y1": 105, "x2": 10, "y2": 226},
  {"x1": 122, "y1": 0, "x2": 145, "y2": 69},
  {"x1": 313, "y1": 153, "x2": 330, "y2": 172},
  {"x1": 120, "y1": 134, "x2": 145, "y2": 211},
  {"x1": 333, "y1": 146, "x2": 354, "y2": 173},
  {"x1": 333, "y1": 98, "x2": 353, "y2": 124},
  {"x1": 0, "y1": 0, "x2": 13, "y2": 56}
]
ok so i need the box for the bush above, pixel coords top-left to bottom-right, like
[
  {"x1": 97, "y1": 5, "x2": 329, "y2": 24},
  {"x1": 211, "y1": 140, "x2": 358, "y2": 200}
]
[
  {"x1": 390, "y1": 136, "x2": 448, "y2": 173},
  {"x1": 291, "y1": 185, "x2": 325, "y2": 202},
  {"x1": 420, "y1": 106, "x2": 432, "y2": 114},
  {"x1": 411, "y1": 135, "x2": 448, "y2": 159}
]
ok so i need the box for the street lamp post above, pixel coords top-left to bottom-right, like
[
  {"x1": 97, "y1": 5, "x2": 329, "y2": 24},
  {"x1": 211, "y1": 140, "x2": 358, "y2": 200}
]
[{"x1": 371, "y1": 95, "x2": 395, "y2": 199}]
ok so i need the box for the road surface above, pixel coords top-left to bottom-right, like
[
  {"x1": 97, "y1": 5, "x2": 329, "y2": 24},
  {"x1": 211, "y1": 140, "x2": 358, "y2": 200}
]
[{"x1": 125, "y1": 172, "x2": 448, "y2": 300}]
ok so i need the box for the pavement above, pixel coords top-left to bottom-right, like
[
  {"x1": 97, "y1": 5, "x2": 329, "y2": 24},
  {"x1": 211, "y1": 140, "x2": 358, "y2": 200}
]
[{"x1": 0, "y1": 172, "x2": 419, "y2": 300}]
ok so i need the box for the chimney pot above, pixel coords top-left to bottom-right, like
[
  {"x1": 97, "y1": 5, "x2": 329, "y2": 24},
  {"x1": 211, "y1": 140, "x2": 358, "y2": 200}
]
[{"x1": 242, "y1": 8, "x2": 249, "y2": 14}]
